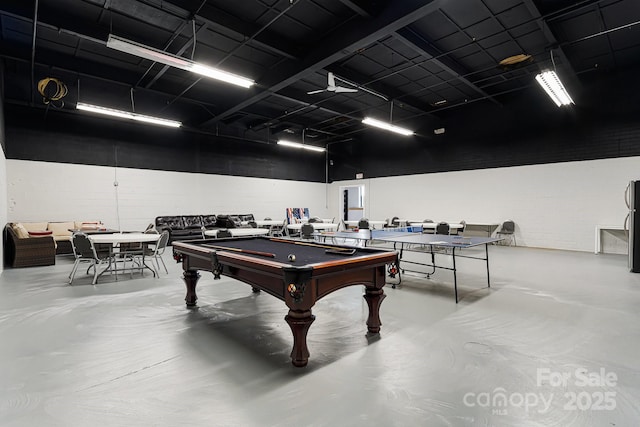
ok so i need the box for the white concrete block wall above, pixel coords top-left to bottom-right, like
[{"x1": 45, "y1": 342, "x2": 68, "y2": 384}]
[
  {"x1": 327, "y1": 157, "x2": 640, "y2": 252},
  {"x1": 6, "y1": 160, "x2": 330, "y2": 231},
  {"x1": 5, "y1": 156, "x2": 639, "y2": 253}
]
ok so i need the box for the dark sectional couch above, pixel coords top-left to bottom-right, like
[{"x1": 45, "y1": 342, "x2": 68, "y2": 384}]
[{"x1": 155, "y1": 214, "x2": 256, "y2": 244}]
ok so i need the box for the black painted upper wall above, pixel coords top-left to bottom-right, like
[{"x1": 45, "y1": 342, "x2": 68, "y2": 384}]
[
  {"x1": 0, "y1": 62, "x2": 5, "y2": 155},
  {"x1": 4, "y1": 66, "x2": 640, "y2": 183},
  {"x1": 328, "y1": 66, "x2": 640, "y2": 181},
  {"x1": 4, "y1": 105, "x2": 327, "y2": 182}
]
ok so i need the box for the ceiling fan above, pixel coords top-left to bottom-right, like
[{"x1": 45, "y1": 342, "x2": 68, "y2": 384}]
[{"x1": 307, "y1": 72, "x2": 358, "y2": 95}]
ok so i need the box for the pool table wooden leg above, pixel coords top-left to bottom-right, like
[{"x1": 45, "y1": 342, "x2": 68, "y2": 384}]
[
  {"x1": 183, "y1": 270, "x2": 200, "y2": 307},
  {"x1": 285, "y1": 310, "x2": 316, "y2": 367},
  {"x1": 363, "y1": 287, "x2": 386, "y2": 333}
]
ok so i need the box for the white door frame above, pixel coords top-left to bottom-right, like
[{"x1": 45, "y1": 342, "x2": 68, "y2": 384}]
[{"x1": 339, "y1": 184, "x2": 366, "y2": 223}]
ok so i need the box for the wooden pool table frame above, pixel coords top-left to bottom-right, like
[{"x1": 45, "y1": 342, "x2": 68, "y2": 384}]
[{"x1": 172, "y1": 237, "x2": 398, "y2": 367}]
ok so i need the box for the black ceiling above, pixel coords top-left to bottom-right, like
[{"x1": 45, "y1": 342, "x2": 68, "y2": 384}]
[{"x1": 1, "y1": 0, "x2": 639, "y2": 148}]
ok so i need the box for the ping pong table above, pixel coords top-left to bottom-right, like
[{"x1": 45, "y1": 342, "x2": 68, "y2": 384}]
[{"x1": 318, "y1": 227, "x2": 502, "y2": 303}]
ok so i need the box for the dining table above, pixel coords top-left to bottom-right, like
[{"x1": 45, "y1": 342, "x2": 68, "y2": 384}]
[
  {"x1": 286, "y1": 222, "x2": 339, "y2": 234},
  {"x1": 343, "y1": 220, "x2": 387, "y2": 229},
  {"x1": 409, "y1": 222, "x2": 465, "y2": 233},
  {"x1": 88, "y1": 232, "x2": 162, "y2": 281}
]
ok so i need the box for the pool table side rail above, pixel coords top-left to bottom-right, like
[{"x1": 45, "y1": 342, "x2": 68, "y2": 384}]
[
  {"x1": 172, "y1": 239, "x2": 398, "y2": 273},
  {"x1": 172, "y1": 240, "x2": 398, "y2": 304}
]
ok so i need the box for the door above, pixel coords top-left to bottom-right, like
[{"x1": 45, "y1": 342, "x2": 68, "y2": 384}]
[{"x1": 339, "y1": 185, "x2": 365, "y2": 223}]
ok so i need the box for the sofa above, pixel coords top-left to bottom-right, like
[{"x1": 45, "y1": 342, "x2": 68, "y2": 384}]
[
  {"x1": 214, "y1": 214, "x2": 255, "y2": 228},
  {"x1": 4, "y1": 223, "x2": 56, "y2": 267},
  {"x1": 155, "y1": 214, "x2": 256, "y2": 244},
  {"x1": 155, "y1": 215, "x2": 217, "y2": 244},
  {"x1": 4, "y1": 221, "x2": 106, "y2": 263}
]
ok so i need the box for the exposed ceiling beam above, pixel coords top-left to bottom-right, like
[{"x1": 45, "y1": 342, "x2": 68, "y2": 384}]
[
  {"x1": 335, "y1": 0, "x2": 371, "y2": 18},
  {"x1": 521, "y1": 0, "x2": 579, "y2": 83},
  {"x1": 393, "y1": 27, "x2": 501, "y2": 106},
  {"x1": 159, "y1": 0, "x2": 301, "y2": 110},
  {"x1": 249, "y1": 90, "x2": 364, "y2": 132},
  {"x1": 200, "y1": 0, "x2": 443, "y2": 129},
  {"x1": 143, "y1": 22, "x2": 210, "y2": 89},
  {"x1": 0, "y1": 5, "x2": 299, "y2": 120},
  {"x1": 0, "y1": 8, "x2": 108, "y2": 45},
  {"x1": 326, "y1": 65, "x2": 434, "y2": 114},
  {"x1": 29, "y1": 0, "x2": 39, "y2": 106},
  {"x1": 72, "y1": 0, "x2": 300, "y2": 61},
  {"x1": 134, "y1": 0, "x2": 211, "y2": 89},
  {"x1": 1, "y1": 51, "x2": 223, "y2": 114},
  {"x1": 165, "y1": 0, "x2": 300, "y2": 60}
]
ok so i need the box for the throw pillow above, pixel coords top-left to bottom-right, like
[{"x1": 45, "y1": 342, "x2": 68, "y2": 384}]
[
  {"x1": 12, "y1": 223, "x2": 30, "y2": 239},
  {"x1": 22, "y1": 222, "x2": 49, "y2": 233},
  {"x1": 28, "y1": 230, "x2": 53, "y2": 237}
]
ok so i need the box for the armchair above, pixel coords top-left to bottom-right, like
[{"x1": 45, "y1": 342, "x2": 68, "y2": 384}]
[{"x1": 4, "y1": 224, "x2": 56, "y2": 268}]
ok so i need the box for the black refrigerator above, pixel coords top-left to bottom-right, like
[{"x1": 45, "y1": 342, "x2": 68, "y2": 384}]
[{"x1": 627, "y1": 180, "x2": 640, "y2": 272}]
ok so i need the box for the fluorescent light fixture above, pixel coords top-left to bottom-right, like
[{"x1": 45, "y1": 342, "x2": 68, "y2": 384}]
[
  {"x1": 189, "y1": 64, "x2": 254, "y2": 88},
  {"x1": 76, "y1": 102, "x2": 182, "y2": 128},
  {"x1": 277, "y1": 140, "x2": 326, "y2": 152},
  {"x1": 106, "y1": 35, "x2": 255, "y2": 89},
  {"x1": 362, "y1": 117, "x2": 414, "y2": 136},
  {"x1": 535, "y1": 70, "x2": 574, "y2": 107}
]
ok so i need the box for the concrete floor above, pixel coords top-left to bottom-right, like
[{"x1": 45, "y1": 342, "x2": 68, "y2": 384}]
[{"x1": 1, "y1": 245, "x2": 639, "y2": 426}]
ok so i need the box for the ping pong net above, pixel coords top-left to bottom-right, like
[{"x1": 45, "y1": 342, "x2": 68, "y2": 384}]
[{"x1": 370, "y1": 225, "x2": 422, "y2": 239}]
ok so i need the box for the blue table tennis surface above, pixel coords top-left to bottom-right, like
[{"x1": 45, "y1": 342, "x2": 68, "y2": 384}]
[
  {"x1": 320, "y1": 228, "x2": 502, "y2": 247},
  {"x1": 319, "y1": 226, "x2": 502, "y2": 303}
]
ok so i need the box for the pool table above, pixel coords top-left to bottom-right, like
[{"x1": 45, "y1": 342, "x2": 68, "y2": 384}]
[{"x1": 172, "y1": 237, "x2": 398, "y2": 367}]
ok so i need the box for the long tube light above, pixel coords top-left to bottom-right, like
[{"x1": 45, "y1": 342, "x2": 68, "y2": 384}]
[
  {"x1": 76, "y1": 102, "x2": 182, "y2": 128},
  {"x1": 535, "y1": 70, "x2": 574, "y2": 107},
  {"x1": 277, "y1": 140, "x2": 326, "y2": 152},
  {"x1": 106, "y1": 35, "x2": 255, "y2": 89},
  {"x1": 362, "y1": 117, "x2": 414, "y2": 136}
]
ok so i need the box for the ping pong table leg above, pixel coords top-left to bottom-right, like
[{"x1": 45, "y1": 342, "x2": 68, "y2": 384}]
[
  {"x1": 452, "y1": 247, "x2": 458, "y2": 303},
  {"x1": 485, "y1": 243, "x2": 491, "y2": 288},
  {"x1": 391, "y1": 243, "x2": 404, "y2": 288}
]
